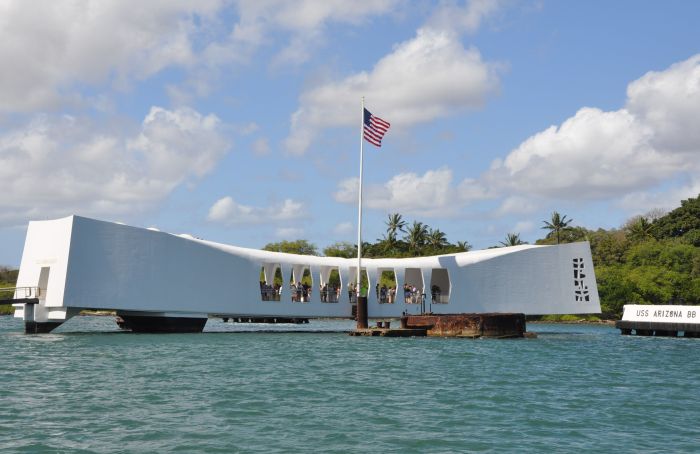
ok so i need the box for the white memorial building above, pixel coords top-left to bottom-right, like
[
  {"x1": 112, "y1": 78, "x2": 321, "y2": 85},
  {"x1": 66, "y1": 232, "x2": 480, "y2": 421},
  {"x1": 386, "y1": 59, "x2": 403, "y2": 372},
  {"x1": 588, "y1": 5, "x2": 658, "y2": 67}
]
[{"x1": 12, "y1": 216, "x2": 601, "y2": 332}]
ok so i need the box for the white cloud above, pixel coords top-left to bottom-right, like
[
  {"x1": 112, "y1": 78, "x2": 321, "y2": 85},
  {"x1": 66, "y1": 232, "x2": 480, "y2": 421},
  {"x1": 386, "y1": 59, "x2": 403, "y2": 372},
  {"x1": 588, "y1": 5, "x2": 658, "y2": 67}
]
[
  {"x1": 626, "y1": 54, "x2": 700, "y2": 154},
  {"x1": 224, "y1": 0, "x2": 399, "y2": 67},
  {"x1": 332, "y1": 54, "x2": 700, "y2": 220},
  {"x1": 463, "y1": 54, "x2": 700, "y2": 214},
  {"x1": 252, "y1": 137, "x2": 271, "y2": 156},
  {"x1": 0, "y1": 0, "x2": 221, "y2": 112},
  {"x1": 286, "y1": 27, "x2": 500, "y2": 154},
  {"x1": 488, "y1": 107, "x2": 686, "y2": 199},
  {"x1": 333, "y1": 222, "x2": 354, "y2": 236},
  {"x1": 618, "y1": 182, "x2": 700, "y2": 214},
  {"x1": 333, "y1": 178, "x2": 360, "y2": 204},
  {"x1": 512, "y1": 220, "x2": 535, "y2": 234},
  {"x1": 0, "y1": 107, "x2": 230, "y2": 225},
  {"x1": 207, "y1": 197, "x2": 306, "y2": 225},
  {"x1": 237, "y1": 122, "x2": 260, "y2": 135},
  {"x1": 496, "y1": 196, "x2": 538, "y2": 215},
  {"x1": 276, "y1": 227, "x2": 304, "y2": 238},
  {"x1": 426, "y1": 0, "x2": 505, "y2": 34},
  {"x1": 334, "y1": 167, "x2": 460, "y2": 217}
]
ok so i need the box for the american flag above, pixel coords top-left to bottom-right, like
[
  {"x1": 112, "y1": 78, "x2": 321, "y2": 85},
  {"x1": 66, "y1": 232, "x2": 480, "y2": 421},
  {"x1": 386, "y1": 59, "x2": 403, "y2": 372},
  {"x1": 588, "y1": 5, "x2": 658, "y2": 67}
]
[{"x1": 363, "y1": 108, "x2": 390, "y2": 147}]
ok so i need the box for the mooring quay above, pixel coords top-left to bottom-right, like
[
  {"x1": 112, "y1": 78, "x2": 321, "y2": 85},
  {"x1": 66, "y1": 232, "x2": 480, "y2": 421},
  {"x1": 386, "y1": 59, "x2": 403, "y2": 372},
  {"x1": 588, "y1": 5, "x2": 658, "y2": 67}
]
[
  {"x1": 350, "y1": 312, "x2": 529, "y2": 338},
  {"x1": 8, "y1": 216, "x2": 600, "y2": 334},
  {"x1": 616, "y1": 304, "x2": 700, "y2": 337}
]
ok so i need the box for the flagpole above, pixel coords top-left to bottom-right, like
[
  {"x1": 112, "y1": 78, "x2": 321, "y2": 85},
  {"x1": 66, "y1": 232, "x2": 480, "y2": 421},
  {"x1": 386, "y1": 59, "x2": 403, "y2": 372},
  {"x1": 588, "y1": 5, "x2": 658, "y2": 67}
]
[
  {"x1": 357, "y1": 96, "x2": 364, "y2": 299},
  {"x1": 356, "y1": 96, "x2": 367, "y2": 329}
]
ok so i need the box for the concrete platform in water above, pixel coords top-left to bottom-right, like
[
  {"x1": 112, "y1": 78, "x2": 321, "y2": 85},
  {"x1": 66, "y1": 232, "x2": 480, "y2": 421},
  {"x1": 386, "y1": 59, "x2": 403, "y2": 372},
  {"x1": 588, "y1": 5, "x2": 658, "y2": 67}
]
[
  {"x1": 616, "y1": 304, "x2": 700, "y2": 337},
  {"x1": 351, "y1": 313, "x2": 530, "y2": 338}
]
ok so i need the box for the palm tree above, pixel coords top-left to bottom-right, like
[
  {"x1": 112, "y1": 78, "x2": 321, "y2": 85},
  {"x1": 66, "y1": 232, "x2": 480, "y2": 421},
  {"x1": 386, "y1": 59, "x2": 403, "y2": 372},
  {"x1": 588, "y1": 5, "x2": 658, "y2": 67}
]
[
  {"x1": 405, "y1": 221, "x2": 428, "y2": 254},
  {"x1": 542, "y1": 211, "x2": 573, "y2": 244},
  {"x1": 625, "y1": 216, "x2": 654, "y2": 243},
  {"x1": 385, "y1": 213, "x2": 407, "y2": 242},
  {"x1": 500, "y1": 233, "x2": 525, "y2": 247},
  {"x1": 427, "y1": 228, "x2": 448, "y2": 249},
  {"x1": 456, "y1": 241, "x2": 472, "y2": 252}
]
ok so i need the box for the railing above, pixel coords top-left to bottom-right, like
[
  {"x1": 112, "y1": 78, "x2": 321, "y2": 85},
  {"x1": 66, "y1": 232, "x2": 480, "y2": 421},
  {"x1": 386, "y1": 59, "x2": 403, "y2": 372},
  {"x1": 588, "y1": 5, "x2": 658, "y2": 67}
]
[
  {"x1": 257, "y1": 286, "x2": 447, "y2": 305},
  {"x1": 0, "y1": 287, "x2": 41, "y2": 298},
  {"x1": 0, "y1": 287, "x2": 41, "y2": 304},
  {"x1": 431, "y1": 292, "x2": 449, "y2": 304},
  {"x1": 260, "y1": 285, "x2": 281, "y2": 302},
  {"x1": 320, "y1": 288, "x2": 339, "y2": 303}
]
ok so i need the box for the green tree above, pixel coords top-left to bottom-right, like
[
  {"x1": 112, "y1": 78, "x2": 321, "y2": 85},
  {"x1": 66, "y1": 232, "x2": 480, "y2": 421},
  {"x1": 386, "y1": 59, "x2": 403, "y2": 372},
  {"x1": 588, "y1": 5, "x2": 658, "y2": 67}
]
[
  {"x1": 623, "y1": 216, "x2": 654, "y2": 243},
  {"x1": 535, "y1": 226, "x2": 589, "y2": 245},
  {"x1": 456, "y1": 241, "x2": 472, "y2": 252},
  {"x1": 0, "y1": 266, "x2": 19, "y2": 315},
  {"x1": 595, "y1": 265, "x2": 637, "y2": 315},
  {"x1": 625, "y1": 240, "x2": 699, "y2": 275},
  {"x1": 427, "y1": 228, "x2": 448, "y2": 249},
  {"x1": 323, "y1": 241, "x2": 356, "y2": 258},
  {"x1": 651, "y1": 194, "x2": 700, "y2": 240},
  {"x1": 263, "y1": 240, "x2": 317, "y2": 255},
  {"x1": 404, "y1": 221, "x2": 429, "y2": 254},
  {"x1": 541, "y1": 211, "x2": 574, "y2": 244},
  {"x1": 500, "y1": 233, "x2": 526, "y2": 247},
  {"x1": 385, "y1": 213, "x2": 407, "y2": 242},
  {"x1": 588, "y1": 229, "x2": 629, "y2": 266}
]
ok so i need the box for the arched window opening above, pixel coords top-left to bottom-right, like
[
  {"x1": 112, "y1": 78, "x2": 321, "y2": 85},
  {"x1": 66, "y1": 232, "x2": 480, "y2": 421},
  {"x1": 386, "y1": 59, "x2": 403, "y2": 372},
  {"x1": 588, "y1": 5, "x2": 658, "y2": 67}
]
[
  {"x1": 301, "y1": 268, "x2": 313, "y2": 302},
  {"x1": 259, "y1": 263, "x2": 282, "y2": 301},
  {"x1": 347, "y1": 267, "x2": 370, "y2": 304},
  {"x1": 377, "y1": 270, "x2": 397, "y2": 304},
  {"x1": 403, "y1": 268, "x2": 424, "y2": 305},
  {"x1": 290, "y1": 265, "x2": 313, "y2": 303},
  {"x1": 430, "y1": 268, "x2": 450, "y2": 304},
  {"x1": 320, "y1": 267, "x2": 341, "y2": 303}
]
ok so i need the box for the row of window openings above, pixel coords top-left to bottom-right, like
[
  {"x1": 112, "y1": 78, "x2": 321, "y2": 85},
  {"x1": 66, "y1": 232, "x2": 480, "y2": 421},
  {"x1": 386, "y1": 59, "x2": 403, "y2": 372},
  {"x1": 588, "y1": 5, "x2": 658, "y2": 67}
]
[{"x1": 259, "y1": 266, "x2": 450, "y2": 305}]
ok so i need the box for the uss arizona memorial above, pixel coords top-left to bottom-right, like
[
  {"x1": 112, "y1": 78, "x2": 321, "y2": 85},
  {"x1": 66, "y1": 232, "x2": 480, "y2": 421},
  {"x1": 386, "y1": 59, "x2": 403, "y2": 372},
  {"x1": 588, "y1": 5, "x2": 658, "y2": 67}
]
[{"x1": 12, "y1": 216, "x2": 601, "y2": 332}]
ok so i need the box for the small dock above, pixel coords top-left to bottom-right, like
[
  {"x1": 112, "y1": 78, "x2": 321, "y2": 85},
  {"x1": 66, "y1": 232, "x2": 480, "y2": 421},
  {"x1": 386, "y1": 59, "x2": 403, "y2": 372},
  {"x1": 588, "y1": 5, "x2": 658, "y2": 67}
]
[
  {"x1": 351, "y1": 313, "x2": 528, "y2": 338},
  {"x1": 616, "y1": 304, "x2": 700, "y2": 337}
]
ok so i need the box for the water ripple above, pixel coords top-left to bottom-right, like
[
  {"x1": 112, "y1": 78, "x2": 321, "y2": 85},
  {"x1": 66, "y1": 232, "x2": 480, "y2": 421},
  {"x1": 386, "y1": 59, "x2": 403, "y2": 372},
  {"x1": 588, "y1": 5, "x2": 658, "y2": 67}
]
[{"x1": 1, "y1": 316, "x2": 699, "y2": 452}]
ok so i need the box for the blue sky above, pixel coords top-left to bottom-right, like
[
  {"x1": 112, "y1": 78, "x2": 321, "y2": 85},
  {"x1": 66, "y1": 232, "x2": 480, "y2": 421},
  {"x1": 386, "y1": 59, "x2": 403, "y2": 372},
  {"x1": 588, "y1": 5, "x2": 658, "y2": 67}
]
[{"x1": 1, "y1": 0, "x2": 700, "y2": 266}]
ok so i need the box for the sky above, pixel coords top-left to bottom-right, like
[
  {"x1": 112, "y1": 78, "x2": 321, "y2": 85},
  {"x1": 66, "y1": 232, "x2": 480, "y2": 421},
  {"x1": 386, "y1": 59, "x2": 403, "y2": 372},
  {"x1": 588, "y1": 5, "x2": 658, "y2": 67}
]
[{"x1": 1, "y1": 0, "x2": 700, "y2": 266}]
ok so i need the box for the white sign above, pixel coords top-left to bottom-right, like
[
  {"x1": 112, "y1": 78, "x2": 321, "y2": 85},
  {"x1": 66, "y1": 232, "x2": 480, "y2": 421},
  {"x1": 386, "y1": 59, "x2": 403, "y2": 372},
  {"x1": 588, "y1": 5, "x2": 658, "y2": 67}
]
[{"x1": 621, "y1": 305, "x2": 700, "y2": 324}]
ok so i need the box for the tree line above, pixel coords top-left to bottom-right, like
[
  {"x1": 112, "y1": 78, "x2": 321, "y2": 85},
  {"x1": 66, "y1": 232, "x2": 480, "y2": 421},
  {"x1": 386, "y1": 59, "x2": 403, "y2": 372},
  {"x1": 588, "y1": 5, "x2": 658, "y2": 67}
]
[
  {"x1": 2, "y1": 196, "x2": 698, "y2": 318},
  {"x1": 264, "y1": 196, "x2": 700, "y2": 317},
  {"x1": 264, "y1": 213, "x2": 472, "y2": 259}
]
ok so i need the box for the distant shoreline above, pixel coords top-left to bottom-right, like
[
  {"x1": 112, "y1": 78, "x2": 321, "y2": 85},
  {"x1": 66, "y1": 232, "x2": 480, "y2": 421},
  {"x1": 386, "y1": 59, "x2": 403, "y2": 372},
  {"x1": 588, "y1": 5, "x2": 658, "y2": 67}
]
[{"x1": 529, "y1": 319, "x2": 616, "y2": 326}]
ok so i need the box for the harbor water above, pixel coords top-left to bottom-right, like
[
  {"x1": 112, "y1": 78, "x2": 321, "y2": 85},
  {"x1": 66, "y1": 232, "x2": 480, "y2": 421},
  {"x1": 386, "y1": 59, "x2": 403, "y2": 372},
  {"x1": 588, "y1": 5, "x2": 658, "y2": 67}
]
[{"x1": 1, "y1": 316, "x2": 699, "y2": 453}]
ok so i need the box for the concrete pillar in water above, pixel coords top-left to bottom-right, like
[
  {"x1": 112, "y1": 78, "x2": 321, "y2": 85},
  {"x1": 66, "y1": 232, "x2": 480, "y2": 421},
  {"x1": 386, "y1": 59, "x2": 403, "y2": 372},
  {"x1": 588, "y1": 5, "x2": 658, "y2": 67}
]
[
  {"x1": 23, "y1": 300, "x2": 63, "y2": 334},
  {"x1": 356, "y1": 296, "x2": 368, "y2": 329}
]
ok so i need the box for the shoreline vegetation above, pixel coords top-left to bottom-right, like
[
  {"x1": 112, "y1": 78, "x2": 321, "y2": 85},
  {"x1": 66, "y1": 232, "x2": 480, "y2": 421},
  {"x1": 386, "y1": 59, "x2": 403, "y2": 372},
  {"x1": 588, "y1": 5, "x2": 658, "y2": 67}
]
[
  {"x1": 0, "y1": 267, "x2": 18, "y2": 315},
  {"x1": 1, "y1": 194, "x2": 698, "y2": 320}
]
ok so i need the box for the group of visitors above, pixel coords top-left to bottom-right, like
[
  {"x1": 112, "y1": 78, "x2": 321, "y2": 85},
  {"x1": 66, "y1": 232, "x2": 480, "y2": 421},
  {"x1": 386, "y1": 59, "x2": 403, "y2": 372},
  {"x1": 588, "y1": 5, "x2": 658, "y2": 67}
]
[
  {"x1": 371, "y1": 283, "x2": 423, "y2": 304},
  {"x1": 320, "y1": 284, "x2": 340, "y2": 303},
  {"x1": 377, "y1": 285, "x2": 397, "y2": 304},
  {"x1": 258, "y1": 281, "x2": 341, "y2": 303},
  {"x1": 259, "y1": 281, "x2": 281, "y2": 301},
  {"x1": 290, "y1": 282, "x2": 312, "y2": 302},
  {"x1": 260, "y1": 280, "x2": 443, "y2": 304},
  {"x1": 402, "y1": 284, "x2": 423, "y2": 304}
]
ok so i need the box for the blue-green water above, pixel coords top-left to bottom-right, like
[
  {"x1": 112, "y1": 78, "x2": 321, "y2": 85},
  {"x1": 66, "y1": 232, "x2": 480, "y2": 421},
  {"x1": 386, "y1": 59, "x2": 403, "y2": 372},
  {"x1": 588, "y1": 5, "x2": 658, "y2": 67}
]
[{"x1": 1, "y1": 316, "x2": 699, "y2": 453}]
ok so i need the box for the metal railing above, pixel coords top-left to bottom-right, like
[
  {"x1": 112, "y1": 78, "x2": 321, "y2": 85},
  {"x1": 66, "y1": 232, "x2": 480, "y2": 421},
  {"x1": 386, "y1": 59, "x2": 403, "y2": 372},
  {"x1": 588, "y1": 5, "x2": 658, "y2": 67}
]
[
  {"x1": 0, "y1": 287, "x2": 41, "y2": 298},
  {"x1": 0, "y1": 287, "x2": 41, "y2": 304},
  {"x1": 260, "y1": 286, "x2": 281, "y2": 301}
]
